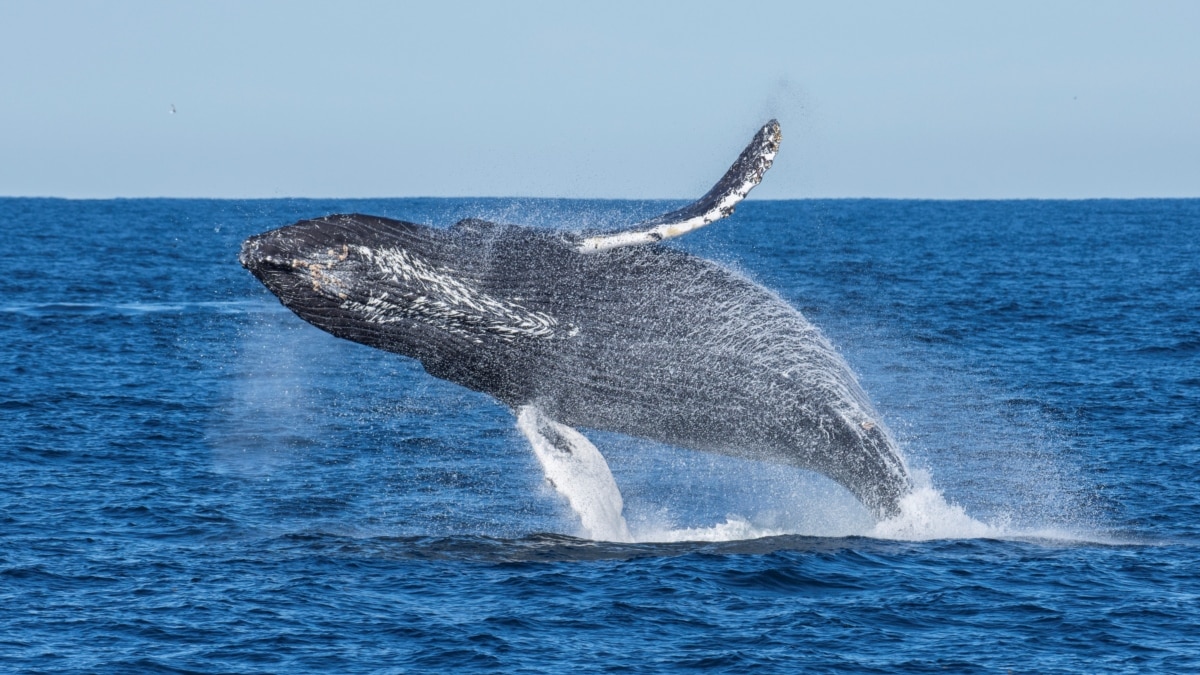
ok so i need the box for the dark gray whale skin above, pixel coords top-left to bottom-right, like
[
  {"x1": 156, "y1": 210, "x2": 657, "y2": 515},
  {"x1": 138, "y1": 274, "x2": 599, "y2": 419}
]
[{"x1": 240, "y1": 214, "x2": 912, "y2": 518}]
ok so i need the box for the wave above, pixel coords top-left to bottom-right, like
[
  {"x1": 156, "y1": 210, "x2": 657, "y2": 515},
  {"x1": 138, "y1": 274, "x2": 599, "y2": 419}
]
[
  {"x1": 254, "y1": 523, "x2": 1157, "y2": 567},
  {"x1": 0, "y1": 300, "x2": 280, "y2": 316}
]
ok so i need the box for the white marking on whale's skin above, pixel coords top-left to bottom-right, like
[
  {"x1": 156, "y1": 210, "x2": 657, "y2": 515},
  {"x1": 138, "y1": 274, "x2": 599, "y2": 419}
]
[
  {"x1": 579, "y1": 120, "x2": 781, "y2": 252},
  {"x1": 517, "y1": 405, "x2": 633, "y2": 542},
  {"x1": 333, "y1": 246, "x2": 577, "y2": 344}
]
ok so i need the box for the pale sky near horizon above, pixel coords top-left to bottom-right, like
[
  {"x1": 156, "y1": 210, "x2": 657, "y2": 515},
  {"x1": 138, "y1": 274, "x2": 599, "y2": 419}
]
[{"x1": 2, "y1": 1, "x2": 1197, "y2": 199}]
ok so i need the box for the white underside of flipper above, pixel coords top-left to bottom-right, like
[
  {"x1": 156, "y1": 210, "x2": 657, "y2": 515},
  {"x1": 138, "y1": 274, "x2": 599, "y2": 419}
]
[
  {"x1": 516, "y1": 406, "x2": 633, "y2": 542},
  {"x1": 578, "y1": 120, "x2": 782, "y2": 253}
]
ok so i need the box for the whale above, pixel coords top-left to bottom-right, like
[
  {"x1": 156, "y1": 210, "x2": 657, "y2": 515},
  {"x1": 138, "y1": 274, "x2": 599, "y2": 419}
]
[{"x1": 239, "y1": 120, "x2": 913, "y2": 519}]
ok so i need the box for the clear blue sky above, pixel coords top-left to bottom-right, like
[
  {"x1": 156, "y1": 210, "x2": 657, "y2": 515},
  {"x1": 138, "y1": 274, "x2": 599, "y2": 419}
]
[{"x1": 2, "y1": 1, "x2": 1197, "y2": 199}]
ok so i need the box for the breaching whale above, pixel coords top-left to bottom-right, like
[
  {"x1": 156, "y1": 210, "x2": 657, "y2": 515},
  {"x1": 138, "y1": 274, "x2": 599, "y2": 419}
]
[{"x1": 239, "y1": 120, "x2": 913, "y2": 519}]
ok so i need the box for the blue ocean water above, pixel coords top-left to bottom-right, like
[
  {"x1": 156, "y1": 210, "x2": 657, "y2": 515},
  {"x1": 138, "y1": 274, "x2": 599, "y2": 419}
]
[{"x1": 2, "y1": 197, "x2": 1198, "y2": 672}]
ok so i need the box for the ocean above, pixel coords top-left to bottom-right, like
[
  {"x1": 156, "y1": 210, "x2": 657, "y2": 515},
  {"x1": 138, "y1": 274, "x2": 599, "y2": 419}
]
[{"x1": 2, "y1": 197, "x2": 1197, "y2": 672}]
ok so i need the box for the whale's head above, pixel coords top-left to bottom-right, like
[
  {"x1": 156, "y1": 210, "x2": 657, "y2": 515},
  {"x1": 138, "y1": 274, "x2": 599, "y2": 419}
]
[
  {"x1": 240, "y1": 214, "x2": 452, "y2": 357},
  {"x1": 241, "y1": 213, "x2": 575, "y2": 369}
]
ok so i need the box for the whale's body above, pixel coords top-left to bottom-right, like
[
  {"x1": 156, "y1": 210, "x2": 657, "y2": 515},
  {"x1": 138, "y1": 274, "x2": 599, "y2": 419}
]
[{"x1": 240, "y1": 121, "x2": 912, "y2": 518}]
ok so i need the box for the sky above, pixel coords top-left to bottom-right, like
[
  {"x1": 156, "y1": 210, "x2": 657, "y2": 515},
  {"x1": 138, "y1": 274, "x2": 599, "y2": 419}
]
[{"x1": 1, "y1": 1, "x2": 1197, "y2": 199}]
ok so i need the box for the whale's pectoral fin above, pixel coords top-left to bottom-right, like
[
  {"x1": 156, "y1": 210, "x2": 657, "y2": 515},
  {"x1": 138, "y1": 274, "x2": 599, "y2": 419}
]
[
  {"x1": 577, "y1": 120, "x2": 782, "y2": 253},
  {"x1": 516, "y1": 406, "x2": 632, "y2": 542}
]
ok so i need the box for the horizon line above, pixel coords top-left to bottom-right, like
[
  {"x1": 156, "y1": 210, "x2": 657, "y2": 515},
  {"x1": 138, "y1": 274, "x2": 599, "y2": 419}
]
[{"x1": 2, "y1": 194, "x2": 1198, "y2": 202}]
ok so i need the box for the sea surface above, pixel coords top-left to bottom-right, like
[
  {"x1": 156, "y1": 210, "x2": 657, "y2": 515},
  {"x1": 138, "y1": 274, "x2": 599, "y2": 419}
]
[{"x1": 2, "y1": 197, "x2": 1198, "y2": 673}]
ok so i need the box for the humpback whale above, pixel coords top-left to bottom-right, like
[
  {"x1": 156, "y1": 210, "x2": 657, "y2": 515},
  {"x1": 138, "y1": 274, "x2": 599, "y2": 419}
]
[{"x1": 240, "y1": 120, "x2": 913, "y2": 519}]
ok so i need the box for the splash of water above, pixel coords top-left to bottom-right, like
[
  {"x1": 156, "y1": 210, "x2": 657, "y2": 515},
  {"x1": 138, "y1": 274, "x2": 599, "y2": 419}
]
[
  {"x1": 515, "y1": 416, "x2": 1029, "y2": 543},
  {"x1": 868, "y1": 471, "x2": 998, "y2": 540}
]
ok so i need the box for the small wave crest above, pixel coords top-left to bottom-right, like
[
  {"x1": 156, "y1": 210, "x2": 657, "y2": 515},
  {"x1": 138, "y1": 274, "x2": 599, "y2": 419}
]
[
  {"x1": 630, "y1": 516, "x2": 789, "y2": 543},
  {"x1": 629, "y1": 483, "x2": 1108, "y2": 544},
  {"x1": 623, "y1": 484, "x2": 995, "y2": 544}
]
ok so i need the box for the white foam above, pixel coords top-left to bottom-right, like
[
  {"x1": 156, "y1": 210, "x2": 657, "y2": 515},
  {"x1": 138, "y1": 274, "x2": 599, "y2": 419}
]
[
  {"x1": 623, "y1": 475, "x2": 1010, "y2": 544},
  {"x1": 869, "y1": 473, "x2": 998, "y2": 540},
  {"x1": 631, "y1": 516, "x2": 789, "y2": 543}
]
